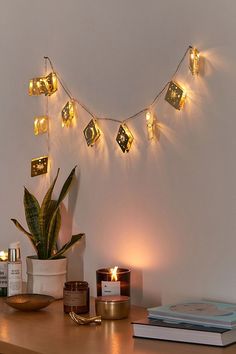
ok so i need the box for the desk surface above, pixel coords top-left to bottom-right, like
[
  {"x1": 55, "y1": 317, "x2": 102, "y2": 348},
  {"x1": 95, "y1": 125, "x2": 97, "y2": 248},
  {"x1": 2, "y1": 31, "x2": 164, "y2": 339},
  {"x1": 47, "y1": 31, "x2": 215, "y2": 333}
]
[{"x1": 0, "y1": 298, "x2": 236, "y2": 354}]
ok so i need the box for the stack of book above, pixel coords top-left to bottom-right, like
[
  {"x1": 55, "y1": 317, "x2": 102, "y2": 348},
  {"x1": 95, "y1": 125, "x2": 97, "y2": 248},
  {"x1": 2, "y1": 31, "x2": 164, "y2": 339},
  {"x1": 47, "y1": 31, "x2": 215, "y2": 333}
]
[{"x1": 132, "y1": 300, "x2": 236, "y2": 346}]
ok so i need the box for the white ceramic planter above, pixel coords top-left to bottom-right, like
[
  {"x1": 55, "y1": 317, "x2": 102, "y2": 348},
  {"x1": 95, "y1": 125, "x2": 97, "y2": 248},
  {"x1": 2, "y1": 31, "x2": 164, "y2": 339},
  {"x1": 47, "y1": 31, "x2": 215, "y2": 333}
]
[{"x1": 26, "y1": 256, "x2": 67, "y2": 299}]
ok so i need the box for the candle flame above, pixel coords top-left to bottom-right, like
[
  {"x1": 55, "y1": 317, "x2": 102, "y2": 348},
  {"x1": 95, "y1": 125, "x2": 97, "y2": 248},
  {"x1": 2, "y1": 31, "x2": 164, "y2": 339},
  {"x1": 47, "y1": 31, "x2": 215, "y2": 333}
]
[
  {"x1": 110, "y1": 266, "x2": 118, "y2": 281},
  {"x1": 0, "y1": 251, "x2": 8, "y2": 261}
]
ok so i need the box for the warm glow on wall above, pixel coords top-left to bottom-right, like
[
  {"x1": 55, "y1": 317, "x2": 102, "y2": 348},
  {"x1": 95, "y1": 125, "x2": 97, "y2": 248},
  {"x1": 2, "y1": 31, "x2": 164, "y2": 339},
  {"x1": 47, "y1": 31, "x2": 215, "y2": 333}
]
[
  {"x1": 165, "y1": 81, "x2": 186, "y2": 110},
  {"x1": 34, "y1": 116, "x2": 48, "y2": 135}
]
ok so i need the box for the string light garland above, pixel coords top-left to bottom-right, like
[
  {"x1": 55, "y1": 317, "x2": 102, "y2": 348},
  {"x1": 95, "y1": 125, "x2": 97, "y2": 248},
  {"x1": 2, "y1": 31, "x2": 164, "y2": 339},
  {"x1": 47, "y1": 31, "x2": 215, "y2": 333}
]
[{"x1": 29, "y1": 45, "x2": 201, "y2": 174}]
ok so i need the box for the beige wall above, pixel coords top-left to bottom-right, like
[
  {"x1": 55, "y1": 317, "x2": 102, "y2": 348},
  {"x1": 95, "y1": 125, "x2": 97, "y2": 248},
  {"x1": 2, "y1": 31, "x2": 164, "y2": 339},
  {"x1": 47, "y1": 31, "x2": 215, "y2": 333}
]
[{"x1": 1, "y1": 0, "x2": 236, "y2": 306}]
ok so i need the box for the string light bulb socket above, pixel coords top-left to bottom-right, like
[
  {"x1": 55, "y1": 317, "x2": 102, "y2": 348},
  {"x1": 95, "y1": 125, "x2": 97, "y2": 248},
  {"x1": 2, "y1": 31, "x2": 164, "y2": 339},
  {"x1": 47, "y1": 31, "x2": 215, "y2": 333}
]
[
  {"x1": 116, "y1": 124, "x2": 134, "y2": 153},
  {"x1": 83, "y1": 119, "x2": 101, "y2": 146},
  {"x1": 165, "y1": 81, "x2": 186, "y2": 110}
]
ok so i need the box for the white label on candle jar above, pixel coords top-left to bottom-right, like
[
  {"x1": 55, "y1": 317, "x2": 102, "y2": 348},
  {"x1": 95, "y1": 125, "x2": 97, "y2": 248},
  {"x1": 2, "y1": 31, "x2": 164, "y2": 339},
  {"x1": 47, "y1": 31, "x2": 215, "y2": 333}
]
[{"x1": 101, "y1": 281, "x2": 120, "y2": 296}]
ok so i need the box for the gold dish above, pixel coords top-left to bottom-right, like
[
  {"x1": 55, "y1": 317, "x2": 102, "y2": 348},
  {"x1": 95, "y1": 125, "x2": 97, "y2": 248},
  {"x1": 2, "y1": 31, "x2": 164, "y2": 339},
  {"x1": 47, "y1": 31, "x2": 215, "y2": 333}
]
[{"x1": 5, "y1": 294, "x2": 55, "y2": 311}]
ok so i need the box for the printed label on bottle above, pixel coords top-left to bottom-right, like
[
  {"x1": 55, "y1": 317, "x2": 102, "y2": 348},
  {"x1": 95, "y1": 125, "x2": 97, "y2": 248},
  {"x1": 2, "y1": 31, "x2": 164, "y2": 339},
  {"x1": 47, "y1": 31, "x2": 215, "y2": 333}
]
[
  {"x1": 0, "y1": 262, "x2": 7, "y2": 288},
  {"x1": 7, "y1": 262, "x2": 22, "y2": 296},
  {"x1": 101, "y1": 281, "x2": 120, "y2": 296},
  {"x1": 64, "y1": 290, "x2": 87, "y2": 306}
]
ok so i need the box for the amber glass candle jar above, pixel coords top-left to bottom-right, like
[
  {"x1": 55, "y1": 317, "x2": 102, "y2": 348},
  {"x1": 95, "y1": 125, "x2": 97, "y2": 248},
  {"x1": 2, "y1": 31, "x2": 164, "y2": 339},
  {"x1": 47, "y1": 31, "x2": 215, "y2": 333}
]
[
  {"x1": 96, "y1": 268, "x2": 130, "y2": 297},
  {"x1": 63, "y1": 281, "x2": 89, "y2": 314}
]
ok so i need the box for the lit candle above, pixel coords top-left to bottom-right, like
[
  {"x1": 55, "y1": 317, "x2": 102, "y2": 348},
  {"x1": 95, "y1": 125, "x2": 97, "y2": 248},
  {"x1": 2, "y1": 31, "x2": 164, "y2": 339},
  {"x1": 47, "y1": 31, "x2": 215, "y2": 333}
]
[
  {"x1": 96, "y1": 267, "x2": 130, "y2": 297},
  {"x1": 0, "y1": 251, "x2": 8, "y2": 261}
]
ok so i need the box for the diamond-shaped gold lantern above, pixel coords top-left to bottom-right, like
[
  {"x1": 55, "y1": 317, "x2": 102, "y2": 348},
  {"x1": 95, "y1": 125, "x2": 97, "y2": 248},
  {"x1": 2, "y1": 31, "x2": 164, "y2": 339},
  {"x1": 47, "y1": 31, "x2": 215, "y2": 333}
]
[
  {"x1": 34, "y1": 116, "x2": 49, "y2": 136},
  {"x1": 44, "y1": 72, "x2": 58, "y2": 96},
  {"x1": 116, "y1": 124, "x2": 134, "y2": 153},
  {"x1": 29, "y1": 76, "x2": 47, "y2": 96},
  {"x1": 61, "y1": 101, "x2": 75, "y2": 127},
  {"x1": 189, "y1": 47, "x2": 200, "y2": 76},
  {"x1": 165, "y1": 81, "x2": 186, "y2": 110},
  {"x1": 29, "y1": 72, "x2": 57, "y2": 96},
  {"x1": 83, "y1": 119, "x2": 101, "y2": 146},
  {"x1": 31, "y1": 156, "x2": 48, "y2": 177}
]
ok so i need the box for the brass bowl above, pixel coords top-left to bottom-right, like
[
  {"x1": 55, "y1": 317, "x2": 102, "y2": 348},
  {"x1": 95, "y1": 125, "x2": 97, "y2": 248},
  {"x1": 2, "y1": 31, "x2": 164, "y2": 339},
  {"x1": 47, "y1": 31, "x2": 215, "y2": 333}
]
[
  {"x1": 5, "y1": 294, "x2": 55, "y2": 311},
  {"x1": 95, "y1": 296, "x2": 130, "y2": 320}
]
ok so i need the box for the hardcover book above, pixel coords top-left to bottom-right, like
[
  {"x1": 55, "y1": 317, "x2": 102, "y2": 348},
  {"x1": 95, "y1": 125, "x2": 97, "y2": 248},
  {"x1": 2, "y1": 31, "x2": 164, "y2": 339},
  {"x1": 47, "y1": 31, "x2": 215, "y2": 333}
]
[
  {"x1": 148, "y1": 301, "x2": 236, "y2": 329},
  {"x1": 132, "y1": 318, "x2": 236, "y2": 346}
]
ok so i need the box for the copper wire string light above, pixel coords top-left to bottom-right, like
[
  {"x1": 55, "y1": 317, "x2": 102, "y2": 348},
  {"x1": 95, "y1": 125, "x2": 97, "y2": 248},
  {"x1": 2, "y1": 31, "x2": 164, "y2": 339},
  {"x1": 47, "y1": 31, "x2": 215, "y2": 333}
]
[
  {"x1": 29, "y1": 45, "x2": 200, "y2": 172},
  {"x1": 44, "y1": 45, "x2": 194, "y2": 126}
]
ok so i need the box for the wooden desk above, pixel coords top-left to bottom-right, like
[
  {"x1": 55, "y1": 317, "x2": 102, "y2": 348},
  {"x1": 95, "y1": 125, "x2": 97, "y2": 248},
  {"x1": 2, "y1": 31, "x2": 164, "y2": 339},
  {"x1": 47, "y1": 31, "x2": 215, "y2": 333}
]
[{"x1": 0, "y1": 298, "x2": 235, "y2": 354}]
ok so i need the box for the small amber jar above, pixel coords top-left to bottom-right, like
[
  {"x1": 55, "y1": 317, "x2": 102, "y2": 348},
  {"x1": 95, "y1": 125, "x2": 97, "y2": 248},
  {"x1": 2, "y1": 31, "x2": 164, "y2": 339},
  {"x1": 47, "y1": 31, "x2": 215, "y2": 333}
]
[{"x1": 63, "y1": 281, "x2": 90, "y2": 314}]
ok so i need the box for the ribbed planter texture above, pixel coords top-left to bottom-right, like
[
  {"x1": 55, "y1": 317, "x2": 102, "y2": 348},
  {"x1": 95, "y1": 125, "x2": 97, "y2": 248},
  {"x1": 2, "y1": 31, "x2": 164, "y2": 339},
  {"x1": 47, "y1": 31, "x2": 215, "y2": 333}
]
[{"x1": 26, "y1": 256, "x2": 67, "y2": 299}]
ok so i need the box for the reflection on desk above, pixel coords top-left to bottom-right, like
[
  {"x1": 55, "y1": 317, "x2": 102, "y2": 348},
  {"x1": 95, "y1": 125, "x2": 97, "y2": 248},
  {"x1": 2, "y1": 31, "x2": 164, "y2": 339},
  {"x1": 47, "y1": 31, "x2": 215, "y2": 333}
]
[{"x1": 0, "y1": 298, "x2": 235, "y2": 354}]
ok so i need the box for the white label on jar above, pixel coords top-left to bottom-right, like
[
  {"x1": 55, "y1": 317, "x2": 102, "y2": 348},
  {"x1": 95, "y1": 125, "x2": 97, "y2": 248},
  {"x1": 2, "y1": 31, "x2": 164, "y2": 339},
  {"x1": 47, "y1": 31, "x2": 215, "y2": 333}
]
[
  {"x1": 64, "y1": 290, "x2": 87, "y2": 306},
  {"x1": 101, "y1": 281, "x2": 120, "y2": 296}
]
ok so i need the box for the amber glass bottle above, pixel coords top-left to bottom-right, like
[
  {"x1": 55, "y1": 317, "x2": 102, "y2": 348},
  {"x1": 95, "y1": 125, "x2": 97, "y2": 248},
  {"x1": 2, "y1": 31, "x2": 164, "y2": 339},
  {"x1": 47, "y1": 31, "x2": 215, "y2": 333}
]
[{"x1": 63, "y1": 281, "x2": 90, "y2": 314}]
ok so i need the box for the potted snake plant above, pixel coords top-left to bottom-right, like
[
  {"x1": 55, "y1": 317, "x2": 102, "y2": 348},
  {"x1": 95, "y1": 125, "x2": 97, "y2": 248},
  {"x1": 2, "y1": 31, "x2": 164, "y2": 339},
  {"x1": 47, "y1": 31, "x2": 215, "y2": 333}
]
[{"x1": 11, "y1": 166, "x2": 84, "y2": 299}]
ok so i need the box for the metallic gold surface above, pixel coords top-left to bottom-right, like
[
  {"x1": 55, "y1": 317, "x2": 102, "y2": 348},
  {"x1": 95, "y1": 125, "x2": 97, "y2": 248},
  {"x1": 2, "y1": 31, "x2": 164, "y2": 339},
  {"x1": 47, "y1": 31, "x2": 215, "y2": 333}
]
[
  {"x1": 165, "y1": 81, "x2": 186, "y2": 110},
  {"x1": 189, "y1": 47, "x2": 200, "y2": 76},
  {"x1": 69, "y1": 312, "x2": 101, "y2": 325},
  {"x1": 116, "y1": 124, "x2": 134, "y2": 153},
  {"x1": 28, "y1": 72, "x2": 57, "y2": 96},
  {"x1": 31, "y1": 156, "x2": 48, "y2": 177},
  {"x1": 95, "y1": 296, "x2": 130, "y2": 320},
  {"x1": 34, "y1": 116, "x2": 48, "y2": 135},
  {"x1": 61, "y1": 101, "x2": 75, "y2": 127},
  {"x1": 5, "y1": 294, "x2": 54, "y2": 311},
  {"x1": 83, "y1": 119, "x2": 101, "y2": 146}
]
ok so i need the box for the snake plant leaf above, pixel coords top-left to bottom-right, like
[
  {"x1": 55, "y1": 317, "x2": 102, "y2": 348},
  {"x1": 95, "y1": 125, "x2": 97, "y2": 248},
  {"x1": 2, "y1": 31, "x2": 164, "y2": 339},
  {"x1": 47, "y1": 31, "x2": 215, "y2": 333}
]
[
  {"x1": 56, "y1": 166, "x2": 77, "y2": 208},
  {"x1": 40, "y1": 169, "x2": 60, "y2": 237},
  {"x1": 43, "y1": 200, "x2": 58, "y2": 235},
  {"x1": 11, "y1": 218, "x2": 38, "y2": 252},
  {"x1": 47, "y1": 208, "x2": 61, "y2": 258},
  {"x1": 50, "y1": 233, "x2": 84, "y2": 259},
  {"x1": 24, "y1": 187, "x2": 45, "y2": 258}
]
